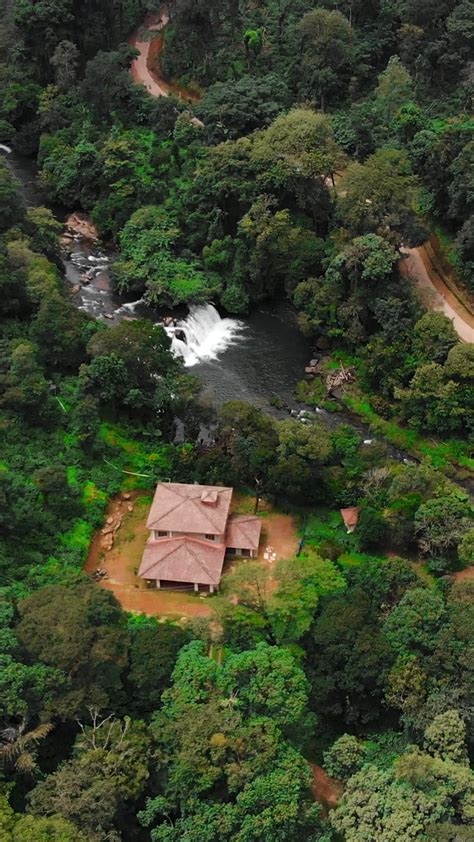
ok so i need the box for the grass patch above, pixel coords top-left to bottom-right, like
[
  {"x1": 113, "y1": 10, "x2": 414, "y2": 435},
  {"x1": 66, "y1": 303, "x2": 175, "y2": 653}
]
[
  {"x1": 99, "y1": 422, "x2": 176, "y2": 490},
  {"x1": 341, "y1": 393, "x2": 473, "y2": 473},
  {"x1": 66, "y1": 466, "x2": 79, "y2": 488},
  {"x1": 82, "y1": 481, "x2": 107, "y2": 507},
  {"x1": 231, "y1": 490, "x2": 273, "y2": 518},
  {"x1": 60, "y1": 518, "x2": 93, "y2": 555},
  {"x1": 338, "y1": 551, "x2": 385, "y2": 569},
  {"x1": 305, "y1": 508, "x2": 349, "y2": 540}
]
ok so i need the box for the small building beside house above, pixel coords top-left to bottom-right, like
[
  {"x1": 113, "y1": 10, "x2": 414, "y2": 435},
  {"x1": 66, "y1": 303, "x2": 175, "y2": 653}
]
[
  {"x1": 138, "y1": 482, "x2": 262, "y2": 593},
  {"x1": 340, "y1": 507, "x2": 360, "y2": 534}
]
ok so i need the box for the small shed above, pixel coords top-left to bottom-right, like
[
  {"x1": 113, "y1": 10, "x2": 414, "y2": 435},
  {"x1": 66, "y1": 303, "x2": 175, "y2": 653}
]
[{"x1": 340, "y1": 507, "x2": 360, "y2": 534}]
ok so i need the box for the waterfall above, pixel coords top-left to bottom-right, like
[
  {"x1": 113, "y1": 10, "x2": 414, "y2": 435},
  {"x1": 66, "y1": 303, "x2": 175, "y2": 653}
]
[
  {"x1": 114, "y1": 296, "x2": 146, "y2": 315},
  {"x1": 164, "y1": 303, "x2": 244, "y2": 367},
  {"x1": 0, "y1": 144, "x2": 12, "y2": 154}
]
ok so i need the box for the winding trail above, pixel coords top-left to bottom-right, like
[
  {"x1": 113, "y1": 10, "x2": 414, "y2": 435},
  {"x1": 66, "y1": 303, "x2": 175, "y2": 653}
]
[
  {"x1": 130, "y1": 14, "x2": 472, "y2": 346},
  {"x1": 130, "y1": 9, "x2": 170, "y2": 97},
  {"x1": 130, "y1": 6, "x2": 201, "y2": 106},
  {"x1": 400, "y1": 243, "x2": 474, "y2": 343}
]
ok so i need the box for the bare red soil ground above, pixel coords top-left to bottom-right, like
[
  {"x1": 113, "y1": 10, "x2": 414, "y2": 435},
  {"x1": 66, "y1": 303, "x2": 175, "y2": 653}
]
[
  {"x1": 85, "y1": 493, "x2": 299, "y2": 619},
  {"x1": 310, "y1": 764, "x2": 342, "y2": 814},
  {"x1": 400, "y1": 239, "x2": 474, "y2": 343}
]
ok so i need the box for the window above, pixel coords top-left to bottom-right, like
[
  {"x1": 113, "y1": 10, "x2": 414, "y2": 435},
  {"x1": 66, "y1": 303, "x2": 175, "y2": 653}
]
[
  {"x1": 157, "y1": 530, "x2": 167, "y2": 537},
  {"x1": 205, "y1": 534, "x2": 215, "y2": 540}
]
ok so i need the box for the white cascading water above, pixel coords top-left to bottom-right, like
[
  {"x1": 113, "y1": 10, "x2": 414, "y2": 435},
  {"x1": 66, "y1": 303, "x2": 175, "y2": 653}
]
[
  {"x1": 164, "y1": 303, "x2": 244, "y2": 367},
  {"x1": 114, "y1": 296, "x2": 146, "y2": 315},
  {"x1": 0, "y1": 144, "x2": 12, "y2": 154}
]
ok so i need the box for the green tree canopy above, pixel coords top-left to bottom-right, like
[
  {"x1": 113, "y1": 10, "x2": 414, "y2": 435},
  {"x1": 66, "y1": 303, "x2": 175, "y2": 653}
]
[
  {"x1": 15, "y1": 583, "x2": 129, "y2": 718},
  {"x1": 338, "y1": 148, "x2": 425, "y2": 246},
  {"x1": 113, "y1": 205, "x2": 218, "y2": 306}
]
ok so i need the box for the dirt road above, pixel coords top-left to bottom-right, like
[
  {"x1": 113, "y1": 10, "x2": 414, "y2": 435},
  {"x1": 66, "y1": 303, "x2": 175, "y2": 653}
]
[
  {"x1": 310, "y1": 764, "x2": 342, "y2": 813},
  {"x1": 130, "y1": 7, "x2": 201, "y2": 107},
  {"x1": 400, "y1": 244, "x2": 474, "y2": 343},
  {"x1": 130, "y1": 9, "x2": 170, "y2": 97}
]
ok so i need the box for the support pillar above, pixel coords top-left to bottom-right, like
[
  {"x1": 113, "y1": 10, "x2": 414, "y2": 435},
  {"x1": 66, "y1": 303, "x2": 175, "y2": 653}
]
[
  {"x1": 156, "y1": 580, "x2": 161, "y2": 589},
  {"x1": 194, "y1": 582, "x2": 199, "y2": 592},
  {"x1": 209, "y1": 585, "x2": 214, "y2": 594}
]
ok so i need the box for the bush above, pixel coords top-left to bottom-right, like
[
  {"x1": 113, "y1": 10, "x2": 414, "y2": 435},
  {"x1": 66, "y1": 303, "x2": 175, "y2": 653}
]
[
  {"x1": 319, "y1": 540, "x2": 344, "y2": 562},
  {"x1": 357, "y1": 506, "x2": 387, "y2": 551},
  {"x1": 324, "y1": 733, "x2": 366, "y2": 780},
  {"x1": 426, "y1": 555, "x2": 455, "y2": 575}
]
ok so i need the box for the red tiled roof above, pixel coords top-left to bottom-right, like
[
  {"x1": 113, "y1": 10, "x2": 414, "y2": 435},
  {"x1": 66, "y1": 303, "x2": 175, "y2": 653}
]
[
  {"x1": 138, "y1": 536, "x2": 225, "y2": 586},
  {"x1": 226, "y1": 514, "x2": 262, "y2": 551},
  {"x1": 340, "y1": 507, "x2": 360, "y2": 529},
  {"x1": 146, "y1": 483, "x2": 233, "y2": 536}
]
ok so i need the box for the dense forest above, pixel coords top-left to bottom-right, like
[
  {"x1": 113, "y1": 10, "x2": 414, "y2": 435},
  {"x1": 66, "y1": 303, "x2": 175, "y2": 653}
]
[{"x1": 0, "y1": 0, "x2": 473, "y2": 840}]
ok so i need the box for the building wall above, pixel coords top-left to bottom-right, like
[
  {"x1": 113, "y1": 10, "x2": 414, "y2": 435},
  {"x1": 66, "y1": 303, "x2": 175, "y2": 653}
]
[
  {"x1": 145, "y1": 578, "x2": 215, "y2": 593},
  {"x1": 153, "y1": 530, "x2": 223, "y2": 543},
  {"x1": 226, "y1": 546, "x2": 254, "y2": 558}
]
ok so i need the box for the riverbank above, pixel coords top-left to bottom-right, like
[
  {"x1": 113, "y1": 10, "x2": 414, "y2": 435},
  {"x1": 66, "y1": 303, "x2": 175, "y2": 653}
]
[
  {"x1": 2, "y1": 145, "x2": 472, "y2": 497},
  {"x1": 298, "y1": 350, "x2": 473, "y2": 494}
]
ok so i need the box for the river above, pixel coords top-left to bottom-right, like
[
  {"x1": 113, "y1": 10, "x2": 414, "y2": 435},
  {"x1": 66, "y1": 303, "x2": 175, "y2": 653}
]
[
  {"x1": 3, "y1": 149, "x2": 313, "y2": 411},
  {"x1": 8, "y1": 148, "x2": 473, "y2": 483}
]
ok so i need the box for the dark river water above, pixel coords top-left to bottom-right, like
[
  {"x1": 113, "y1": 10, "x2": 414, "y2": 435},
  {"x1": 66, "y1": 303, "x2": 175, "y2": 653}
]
[
  {"x1": 8, "y1": 148, "x2": 473, "y2": 490},
  {"x1": 3, "y1": 150, "x2": 311, "y2": 411},
  {"x1": 196, "y1": 306, "x2": 310, "y2": 407}
]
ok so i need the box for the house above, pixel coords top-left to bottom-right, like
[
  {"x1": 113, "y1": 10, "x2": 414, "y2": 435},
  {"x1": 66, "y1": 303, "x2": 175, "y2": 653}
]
[
  {"x1": 138, "y1": 483, "x2": 262, "y2": 592},
  {"x1": 340, "y1": 507, "x2": 360, "y2": 534}
]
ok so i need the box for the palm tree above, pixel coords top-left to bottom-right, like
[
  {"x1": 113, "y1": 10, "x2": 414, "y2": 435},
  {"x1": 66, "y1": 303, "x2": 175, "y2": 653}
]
[{"x1": 0, "y1": 719, "x2": 54, "y2": 773}]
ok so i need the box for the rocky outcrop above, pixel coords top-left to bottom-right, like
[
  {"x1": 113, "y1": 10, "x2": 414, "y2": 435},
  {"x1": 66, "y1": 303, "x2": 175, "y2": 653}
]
[
  {"x1": 100, "y1": 514, "x2": 123, "y2": 551},
  {"x1": 65, "y1": 212, "x2": 99, "y2": 242}
]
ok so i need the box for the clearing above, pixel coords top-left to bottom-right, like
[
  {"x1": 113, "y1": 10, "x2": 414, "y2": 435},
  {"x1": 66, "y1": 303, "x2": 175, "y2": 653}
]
[
  {"x1": 85, "y1": 492, "x2": 212, "y2": 619},
  {"x1": 85, "y1": 491, "x2": 299, "y2": 620}
]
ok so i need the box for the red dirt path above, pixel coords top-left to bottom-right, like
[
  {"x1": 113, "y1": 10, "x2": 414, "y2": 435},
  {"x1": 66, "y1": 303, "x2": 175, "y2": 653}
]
[
  {"x1": 400, "y1": 240, "x2": 474, "y2": 343},
  {"x1": 452, "y1": 566, "x2": 474, "y2": 581},
  {"x1": 310, "y1": 764, "x2": 342, "y2": 814},
  {"x1": 129, "y1": 7, "x2": 201, "y2": 104},
  {"x1": 130, "y1": 11, "x2": 170, "y2": 98}
]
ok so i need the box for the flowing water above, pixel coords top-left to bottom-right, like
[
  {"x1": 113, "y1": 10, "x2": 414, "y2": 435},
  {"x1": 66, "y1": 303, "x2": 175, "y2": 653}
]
[
  {"x1": 2, "y1": 149, "x2": 314, "y2": 411},
  {"x1": 165, "y1": 303, "x2": 244, "y2": 367},
  {"x1": 4, "y1": 148, "x2": 459, "y2": 475}
]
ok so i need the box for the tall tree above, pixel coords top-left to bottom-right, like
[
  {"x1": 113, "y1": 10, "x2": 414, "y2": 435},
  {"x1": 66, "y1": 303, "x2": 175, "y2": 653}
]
[
  {"x1": 297, "y1": 9, "x2": 355, "y2": 110},
  {"x1": 337, "y1": 148, "x2": 426, "y2": 246},
  {"x1": 15, "y1": 583, "x2": 129, "y2": 718}
]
